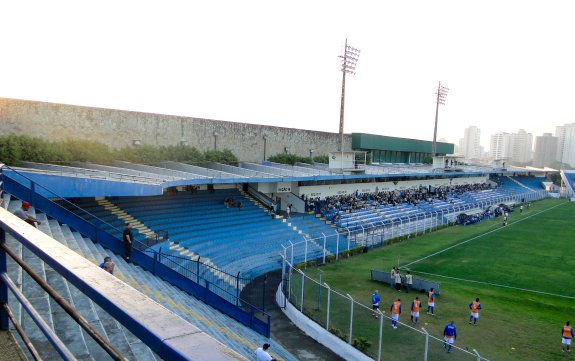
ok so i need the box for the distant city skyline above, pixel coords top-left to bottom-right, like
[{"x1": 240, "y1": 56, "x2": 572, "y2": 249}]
[{"x1": 1, "y1": 1, "x2": 574, "y2": 150}]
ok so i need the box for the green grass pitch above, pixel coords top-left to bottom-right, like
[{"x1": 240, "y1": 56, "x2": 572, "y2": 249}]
[{"x1": 294, "y1": 198, "x2": 575, "y2": 360}]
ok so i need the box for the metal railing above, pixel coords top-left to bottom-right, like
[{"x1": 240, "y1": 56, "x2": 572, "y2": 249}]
[
  {"x1": 334, "y1": 190, "x2": 549, "y2": 248},
  {"x1": 1, "y1": 239, "x2": 128, "y2": 361},
  {"x1": 1, "y1": 165, "x2": 272, "y2": 337},
  {"x1": 280, "y1": 257, "x2": 489, "y2": 361},
  {"x1": 278, "y1": 190, "x2": 549, "y2": 271}
]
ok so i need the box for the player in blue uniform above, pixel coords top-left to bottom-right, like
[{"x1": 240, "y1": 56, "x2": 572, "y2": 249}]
[
  {"x1": 371, "y1": 290, "x2": 381, "y2": 319},
  {"x1": 443, "y1": 321, "x2": 457, "y2": 353}
]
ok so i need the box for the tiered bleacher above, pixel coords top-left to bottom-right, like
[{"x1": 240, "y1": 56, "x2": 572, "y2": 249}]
[
  {"x1": 61, "y1": 188, "x2": 352, "y2": 285},
  {"x1": 3, "y1": 196, "x2": 298, "y2": 361},
  {"x1": 319, "y1": 177, "x2": 548, "y2": 239}
]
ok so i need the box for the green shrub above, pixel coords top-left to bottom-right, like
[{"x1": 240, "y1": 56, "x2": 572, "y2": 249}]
[
  {"x1": 268, "y1": 153, "x2": 312, "y2": 165},
  {"x1": 352, "y1": 337, "x2": 371, "y2": 352},
  {"x1": 62, "y1": 139, "x2": 113, "y2": 164},
  {"x1": 204, "y1": 149, "x2": 238, "y2": 166},
  {"x1": 312, "y1": 155, "x2": 329, "y2": 164},
  {"x1": 0, "y1": 135, "x2": 23, "y2": 165},
  {"x1": 163, "y1": 144, "x2": 204, "y2": 164},
  {"x1": 329, "y1": 327, "x2": 347, "y2": 341}
]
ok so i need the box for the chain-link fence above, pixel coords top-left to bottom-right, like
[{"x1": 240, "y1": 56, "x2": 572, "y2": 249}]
[
  {"x1": 282, "y1": 190, "x2": 549, "y2": 261},
  {"x1": 282, "y1": 259, "x2": 489, "y2": 361}
]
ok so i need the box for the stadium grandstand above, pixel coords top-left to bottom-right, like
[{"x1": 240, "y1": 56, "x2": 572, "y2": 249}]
[
  {"x1": 0, "y1": 153, "x2": 556, "y2": 360},
  {"x1": 561, "y1": 169, "x2": 575, "y2": 199}
]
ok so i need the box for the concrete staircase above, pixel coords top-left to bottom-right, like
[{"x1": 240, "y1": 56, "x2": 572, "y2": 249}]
[
  {"x1": 5, "y1": 199, "x2": 156, "y2": 361},
  {"x1": 96, "y1": 199, "x2": 155, "y2": 238},
  {"x1": 506, "y1": 176, "x2": 534, "y2": 191},
  {"x1": 4, "y1": 196, "x2": 298, "y2": 361},
  {"x1": 167, "y1": 242, "x2": 238, "y2": 289}
]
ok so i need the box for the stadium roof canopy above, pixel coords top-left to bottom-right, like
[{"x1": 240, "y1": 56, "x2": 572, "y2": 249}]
[{"x1": 1, "y1": 160, "x2": 551, "y2": 199}]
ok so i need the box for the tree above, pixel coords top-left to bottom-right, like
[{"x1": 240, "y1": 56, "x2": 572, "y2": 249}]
[
  {"x1": 0, "y1": 135, "x2": 22, "y2": 165},
  {"x1": 204, "y1": 149, "x2": 238, "y2": 166}
]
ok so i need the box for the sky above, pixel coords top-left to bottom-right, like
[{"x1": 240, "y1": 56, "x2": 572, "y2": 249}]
[{"x1": 1, "y1": 0, "x2": 575, "y2": 151}]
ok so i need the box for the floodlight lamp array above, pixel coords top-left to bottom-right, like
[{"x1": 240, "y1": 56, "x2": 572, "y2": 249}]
[
  {"x1": 437, "y1": 86, "x2": 449, "y2": 105},
  {"x1": 340, "y1": 44, "x2": 360, "y2": 75}
]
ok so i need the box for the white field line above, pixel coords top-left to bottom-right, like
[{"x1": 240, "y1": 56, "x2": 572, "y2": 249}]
[
  {"x1": 400, "y1": 201, "x2": 568, "y2": 270},
  {"x1": 399, "y1": 201, "x2": 572, "y2": 299},
  {"x1": 407, "y1": 270, "x2": 575, "y2": 300}
]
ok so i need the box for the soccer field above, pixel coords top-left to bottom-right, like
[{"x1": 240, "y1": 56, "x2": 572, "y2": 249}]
[{"x1": 298, "y1": 198, "x2": 575, "y2": 361}]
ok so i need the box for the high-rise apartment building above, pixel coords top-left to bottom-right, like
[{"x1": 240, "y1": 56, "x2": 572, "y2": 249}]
[
  {"x1": 490, "y1": 129, "x2": 533, "y2": 164},
  {"x1": 533, "y1": 133, "x2": 558, "y2": 167},
  {"x1": 490, "y1": 132, "x2": 511, "y2": 160},
  {"x1": 510, "y1": 129, "x2": 533, "y2": 164},
  {"x1": 556, "y1": 123, "x2": 575, "y2": 167},
  {"x1": 460, "y1": 126, "x2": 481, "y2": 159}
]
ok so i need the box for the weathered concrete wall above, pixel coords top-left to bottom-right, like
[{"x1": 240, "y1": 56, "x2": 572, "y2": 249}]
[{"x1": 0, "y1": 98, "x2": 352, "y2": 162}]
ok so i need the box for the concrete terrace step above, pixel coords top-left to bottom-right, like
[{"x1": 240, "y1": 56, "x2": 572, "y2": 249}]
[
  {"x1": 69, "y1": 234, "x2": 297, "y2": 360},
  {"x1": 6, "y1": 200, "x2": 156, "y2": 361},
  {"x1": 97, "y1": 199, "x2": 155, "y2": 237}
]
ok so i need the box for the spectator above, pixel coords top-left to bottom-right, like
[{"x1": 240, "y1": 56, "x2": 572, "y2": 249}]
[
  {"x1": 13, "y1": 201, "x2": 42, "y2": 228},
  {"x1": 405, "y1": 271, "x2": 413, "y2": 293},
  {"x1": 395, "y1": 269, "x2": 402, "y2": 291},
  {"x1": 390, "y1": 267, "x2": 397, "y2": 289},
  {"x1": 123, "y1": 223, "x2": 133, "y2": 262},
  {"x1": 99, "y1": 256, "x2": 115, "y2": 274},
  {"x1": 255, "y1": 343, "x2": 277, "y2": 361}
]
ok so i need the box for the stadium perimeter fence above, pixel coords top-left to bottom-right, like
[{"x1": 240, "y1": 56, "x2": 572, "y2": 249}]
[
  {"x1": 280, "y1": 258, "x2": 489, "y2": 361},
  {"x1": 282, "y1": 190, "x2": 549, "y2": 266},
  {"x1": 278, "y1": 191, "x2": 549, "y2": 360}
]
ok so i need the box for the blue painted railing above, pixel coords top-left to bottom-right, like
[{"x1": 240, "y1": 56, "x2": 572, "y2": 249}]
[
  {"x1": 1, "y1": 169, "x2": 271, "y2": 337},
  {"x1": 0, "y1": 209, "x2": 247, "y2": 360}
]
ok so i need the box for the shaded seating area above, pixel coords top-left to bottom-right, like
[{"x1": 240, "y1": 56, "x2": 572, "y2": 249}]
[
  {"x1": 3, "y1": 196, "x2": 298, "y2": 361},
  {"x1": 62, "y1": 189, "x2": 352, "y2": 282}
]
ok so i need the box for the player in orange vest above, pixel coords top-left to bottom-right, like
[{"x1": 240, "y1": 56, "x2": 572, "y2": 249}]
[
  {"x1": 411, "y1": 296, "x2": 421, "y2": 325},
  {"x1": 469, "y1": 298, "x2": 482, "y2": 325},
  {"x1": 427, "y1": 288, "x2": 435, "y2": 316},
  {"x1": 563, "y1": 321, "x2": 574, "y2": 352},
  {"x1": 390, "y1": 299, "x2": 402, "y2": 329}
]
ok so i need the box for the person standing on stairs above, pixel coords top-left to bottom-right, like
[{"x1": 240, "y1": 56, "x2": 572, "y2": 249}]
[{"x1": 123, "y1": 223, "x2": 133, "y2": 262}]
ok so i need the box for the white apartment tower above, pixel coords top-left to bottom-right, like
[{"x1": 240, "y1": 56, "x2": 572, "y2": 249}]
[
  {"x1": 490, "y1": 129, "x2": 533, "y2": 164},
  {"x1": 556, "y1": 123, "x2": 575, "y2": 167},
  {"x1": 490, "y1": 132, "x2": 511, "y2": 160},
  {"x1": 510, "y1": 129, "x2": 533, "y2": 164},
  {"x1": 461, "y1": 126, "x2": 481, "y2": 159}
]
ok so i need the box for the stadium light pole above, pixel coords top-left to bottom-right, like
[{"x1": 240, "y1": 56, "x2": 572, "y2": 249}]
[
  {"x1": 338, "y1": 39, "x2": 360, "y2": 167},
  {"x1": 431, "y1": 82, "x2": 449, "y2": 156}
]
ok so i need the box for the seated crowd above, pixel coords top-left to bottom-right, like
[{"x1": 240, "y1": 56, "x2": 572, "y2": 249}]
[{"x1": 302, "y1": 182, "x2": 493, "y2": 222}]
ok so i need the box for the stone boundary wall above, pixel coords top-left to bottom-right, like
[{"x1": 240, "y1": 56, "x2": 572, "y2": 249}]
[{"x1": 0, "y1": 98, "x2": 352, "y2": 162}]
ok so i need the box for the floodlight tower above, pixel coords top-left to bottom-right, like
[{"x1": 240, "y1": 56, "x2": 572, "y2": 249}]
[
  {"x1": 432, "y1": 82, "x2": 449, "y2": 156},
  {"x1": 338, "y1": 39, "x2": 360, "y2": 152}
]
